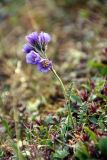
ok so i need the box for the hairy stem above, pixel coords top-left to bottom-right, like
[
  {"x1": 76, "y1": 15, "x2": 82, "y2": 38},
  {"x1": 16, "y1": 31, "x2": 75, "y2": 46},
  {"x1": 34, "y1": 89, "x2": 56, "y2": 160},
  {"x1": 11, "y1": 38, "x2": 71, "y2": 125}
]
[
  {"x1": 51, "y1": 67, "x2": 75, "y2": 129},
  {"x1": 51, "y1": 67, "x2": 67, "y2": 100}
]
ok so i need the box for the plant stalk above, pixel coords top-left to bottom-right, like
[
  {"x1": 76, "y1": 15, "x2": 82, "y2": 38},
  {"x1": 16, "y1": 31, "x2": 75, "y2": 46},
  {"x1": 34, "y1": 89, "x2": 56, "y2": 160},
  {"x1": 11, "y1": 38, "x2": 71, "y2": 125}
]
[
  {"x1": 51, "y1": 67, "x2": 67, "y2": 100},
  {"x1": 51, "y1": 67, "x2": 75, "y2": 129}
]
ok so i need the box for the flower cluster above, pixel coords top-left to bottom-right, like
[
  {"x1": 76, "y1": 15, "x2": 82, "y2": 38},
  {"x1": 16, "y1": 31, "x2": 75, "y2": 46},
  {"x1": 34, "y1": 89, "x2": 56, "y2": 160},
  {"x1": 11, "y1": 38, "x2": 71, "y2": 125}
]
[{"x1": 23, "y1": 32, "x2": 52, "y2": 73}]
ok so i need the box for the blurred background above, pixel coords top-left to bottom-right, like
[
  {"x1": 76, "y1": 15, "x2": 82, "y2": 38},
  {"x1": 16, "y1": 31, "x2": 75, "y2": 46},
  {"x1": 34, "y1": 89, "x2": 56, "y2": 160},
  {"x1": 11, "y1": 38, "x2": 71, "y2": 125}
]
[{"x1": 0, "y1": 0, "x2": 107, "y2": 115}]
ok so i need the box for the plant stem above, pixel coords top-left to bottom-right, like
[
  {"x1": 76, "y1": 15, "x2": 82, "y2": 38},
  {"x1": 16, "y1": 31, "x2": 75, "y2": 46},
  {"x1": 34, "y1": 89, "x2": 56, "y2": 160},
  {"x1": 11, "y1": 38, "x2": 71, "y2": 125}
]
[
  {"x1": 51, "y1": 67, "x2": 67, "y2": 100},
  {"x1": 13, "y1": 108, "x2": 24, "y2": 160},
  {"x1": 67, "y1": 103, "x2": 75, "y2": 129},
  {"x1": 51, "y1": 67, "x2": 75, "y2": 129}
]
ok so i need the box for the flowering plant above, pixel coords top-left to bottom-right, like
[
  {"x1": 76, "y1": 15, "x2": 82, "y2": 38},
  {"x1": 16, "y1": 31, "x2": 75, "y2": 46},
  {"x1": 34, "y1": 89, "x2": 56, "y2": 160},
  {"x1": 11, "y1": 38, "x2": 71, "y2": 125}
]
[
  {"x1": 23, "y1": 32, "x2": 52, "y2": 73},
  {"x1": 23, "y1": 31, "x2": 66, "y2": 99}
]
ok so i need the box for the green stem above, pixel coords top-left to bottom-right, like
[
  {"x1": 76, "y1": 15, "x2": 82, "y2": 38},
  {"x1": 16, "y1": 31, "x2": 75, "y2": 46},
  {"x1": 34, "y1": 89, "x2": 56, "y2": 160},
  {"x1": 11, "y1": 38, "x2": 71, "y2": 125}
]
[
  {"x1": 13, "y1": 108, "x2": 24, "y2": 160},
  {"x1": 51, "y1": 67, "x2": 75, "y2": 129},
  {"x1": 51, "y1": 67, "x2": 67, "y2": 100},
  {"x1": 67, "y1": 103, "x2": 75, "y2": 129}
]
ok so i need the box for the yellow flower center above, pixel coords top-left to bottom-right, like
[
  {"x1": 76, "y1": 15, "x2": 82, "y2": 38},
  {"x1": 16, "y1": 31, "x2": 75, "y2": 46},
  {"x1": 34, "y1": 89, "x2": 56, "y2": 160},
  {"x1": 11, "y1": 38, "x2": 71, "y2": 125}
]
[{"x1": 42, "y1": 60, "x2": 49, "y2": 68}]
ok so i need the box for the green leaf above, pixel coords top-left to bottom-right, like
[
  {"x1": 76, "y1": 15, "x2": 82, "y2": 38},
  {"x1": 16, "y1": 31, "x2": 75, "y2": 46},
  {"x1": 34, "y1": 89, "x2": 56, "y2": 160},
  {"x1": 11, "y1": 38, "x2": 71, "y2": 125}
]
[
  {"x1": 53, "y1": 148, "x2": 69, "y2": 159},
  {"x1": 75, "y1": 141, "x2": 90, "y2": 160},
  {"x1": 66, "y1": 83, "x2": 73, "y2": 99},
  {"x1": 84, "y1": 127, "x2": 97, "y2": 143},
  {"x1": 65, "y1": 115, "x2": 72, "y2": 127},
  {"x1": 60, "y1": 123, "x2": 67, "y2": 136},
  {"x1": 88, "y1": 59, "x2": 107, "y2": 75},
  {"x1": 1, "y1": 119, "x2": 11, "y2": 135},
  {"x1": 70, "y1": 95, "x2": 82, "y2": 105},
  {"x1": 11, "y1": 142, "x2": 25, "y2": 160},
  {"x1": 0, "y1": 150, "x2": 4, "y2": 158},
  {"x1": 89, "y1": 116, "x2": 98, "y2": 124},
  {"x1": 44, "y1": 115, "x2": 54, "y2": 125},
  {"x1": 99, "y1": 137, "x2": 107, "y2": 157},
  {"x1": 40, "y1": 139, "x2": 52, "y2": 147}
]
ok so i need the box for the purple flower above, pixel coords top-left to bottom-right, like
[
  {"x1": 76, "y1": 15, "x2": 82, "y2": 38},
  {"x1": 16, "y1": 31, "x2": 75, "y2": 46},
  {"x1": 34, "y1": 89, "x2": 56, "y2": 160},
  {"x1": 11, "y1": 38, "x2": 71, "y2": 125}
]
[
  {"x1": 37, "y1": 58, "x2": 52, "y2": 73},
  {"x1": 26, "y1": 51, "x2": 41, "y2": 65},
  {"x1": 26, "y1": 32, "x2": 38, "y2": 45},
  {"x1": 39, "y1": 32, "x2": 51, "y2": 44},
  {"x1": 22, "y1": 44, "x2": 34, "y2": 54},
  {"x1": 80, "y1": 89, "x2": 88, "y2": 101},
  {"x1": 23, "y1": 31, "x2": 52, "y2": 72}
]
